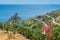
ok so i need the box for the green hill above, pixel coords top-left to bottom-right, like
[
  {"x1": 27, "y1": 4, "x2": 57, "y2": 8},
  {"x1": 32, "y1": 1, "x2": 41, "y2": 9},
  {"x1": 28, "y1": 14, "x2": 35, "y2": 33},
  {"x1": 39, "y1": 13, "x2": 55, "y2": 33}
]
[{"x1": 0, "y1": 9, "x2": 60, "y2": 40}]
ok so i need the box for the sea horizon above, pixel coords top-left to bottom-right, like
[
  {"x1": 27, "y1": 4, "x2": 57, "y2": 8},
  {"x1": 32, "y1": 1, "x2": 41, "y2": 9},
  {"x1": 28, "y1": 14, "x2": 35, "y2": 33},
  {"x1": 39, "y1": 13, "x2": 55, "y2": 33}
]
[{"x1": 0, "y1": 4, "x2": 60, "y2": 23}]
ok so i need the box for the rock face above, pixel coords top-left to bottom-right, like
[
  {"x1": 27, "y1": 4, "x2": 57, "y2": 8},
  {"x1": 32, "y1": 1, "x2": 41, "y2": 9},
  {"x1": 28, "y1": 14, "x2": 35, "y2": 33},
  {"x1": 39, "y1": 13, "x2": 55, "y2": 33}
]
[{"x1": 6, "y1": 13, "x2": 23, "y2": 25}]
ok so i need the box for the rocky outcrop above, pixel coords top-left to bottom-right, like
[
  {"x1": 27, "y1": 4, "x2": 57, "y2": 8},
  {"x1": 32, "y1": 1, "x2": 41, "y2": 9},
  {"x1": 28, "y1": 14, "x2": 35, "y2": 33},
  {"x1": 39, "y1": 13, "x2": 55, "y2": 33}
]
[{"x1": 6, "y1": 13, "x2": 23, "y2": 25}]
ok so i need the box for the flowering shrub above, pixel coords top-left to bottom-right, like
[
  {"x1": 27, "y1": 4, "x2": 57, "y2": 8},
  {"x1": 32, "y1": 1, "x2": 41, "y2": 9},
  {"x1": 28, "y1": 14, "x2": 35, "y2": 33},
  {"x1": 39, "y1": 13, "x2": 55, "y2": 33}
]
[
  {"x1": 40, "y1": 21, "x2": 51, "y2": 39},
  {"x1": 0, "y1": 21, "x2": 60, "y2": 40},
  {"x1": 46, "y1": 32, "x2": 51, "y2": 39}
]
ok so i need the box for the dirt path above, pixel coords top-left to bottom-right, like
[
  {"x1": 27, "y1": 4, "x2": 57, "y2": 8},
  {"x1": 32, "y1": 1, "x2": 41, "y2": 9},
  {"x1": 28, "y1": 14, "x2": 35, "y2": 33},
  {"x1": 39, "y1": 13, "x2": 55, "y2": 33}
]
[{"x1": 0, "y1": 30, "x2": 29, "y2": 40}]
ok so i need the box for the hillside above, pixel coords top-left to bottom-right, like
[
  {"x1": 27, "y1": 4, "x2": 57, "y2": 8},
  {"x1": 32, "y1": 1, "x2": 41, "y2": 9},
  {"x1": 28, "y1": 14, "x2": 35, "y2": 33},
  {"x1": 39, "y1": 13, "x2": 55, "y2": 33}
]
[
  {"x1": 21, "y1": 9, "x2": 60, "y2": 32},
  {"x1": 0, "y1": 9, "x2": 60, "y2": 40},
  {"x1": 0, "y1": 30, "x2": 29, "y2": 40},
  {"x1": 46, "y1": 9, "x2": 60, "y2": 18}
]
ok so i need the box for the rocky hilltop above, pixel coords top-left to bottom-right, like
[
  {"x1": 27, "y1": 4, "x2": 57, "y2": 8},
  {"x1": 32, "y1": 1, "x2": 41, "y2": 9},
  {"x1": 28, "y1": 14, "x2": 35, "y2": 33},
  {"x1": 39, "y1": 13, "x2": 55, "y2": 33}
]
[{"x1": 6, "y1": 13, "x2": 23, "y2": 25}]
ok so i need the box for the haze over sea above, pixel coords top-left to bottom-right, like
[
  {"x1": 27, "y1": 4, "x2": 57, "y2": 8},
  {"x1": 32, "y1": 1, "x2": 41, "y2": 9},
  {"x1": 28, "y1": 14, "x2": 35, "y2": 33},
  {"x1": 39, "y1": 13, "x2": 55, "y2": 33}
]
[{"x1": 0, "y1": 4, "x2": 60, "y2": 22}]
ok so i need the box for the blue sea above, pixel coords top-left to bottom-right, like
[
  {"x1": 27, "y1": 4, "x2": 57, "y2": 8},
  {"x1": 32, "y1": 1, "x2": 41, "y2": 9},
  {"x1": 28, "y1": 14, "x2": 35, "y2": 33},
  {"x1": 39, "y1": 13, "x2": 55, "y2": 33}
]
[{"x1": 0, "y1": 4, "x2": 60, "y2": 22}]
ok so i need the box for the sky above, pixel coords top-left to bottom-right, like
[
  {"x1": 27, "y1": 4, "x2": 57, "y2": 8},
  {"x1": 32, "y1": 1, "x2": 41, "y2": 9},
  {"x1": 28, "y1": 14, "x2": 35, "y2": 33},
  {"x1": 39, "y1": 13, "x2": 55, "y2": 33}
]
[{"x1": 0, "y1": 0, "x2": 60, "y2": 4}]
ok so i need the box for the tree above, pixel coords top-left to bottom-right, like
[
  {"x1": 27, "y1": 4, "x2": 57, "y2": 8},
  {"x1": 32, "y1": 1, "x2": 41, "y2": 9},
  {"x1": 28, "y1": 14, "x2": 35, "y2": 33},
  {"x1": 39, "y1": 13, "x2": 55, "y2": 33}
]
[{"x1": 0, "y1": 22, "x2": 3, "y2": 30}]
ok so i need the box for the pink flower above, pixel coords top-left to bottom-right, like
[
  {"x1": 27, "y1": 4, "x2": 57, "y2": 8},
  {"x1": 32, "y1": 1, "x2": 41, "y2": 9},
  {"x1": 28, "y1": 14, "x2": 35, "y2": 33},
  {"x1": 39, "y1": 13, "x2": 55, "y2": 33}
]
[
  {"x1": 45, "y1": 26, "x2": 50, "y2": 31},
  {"x1": 40, "y1": 27, "x2": 46, "y2": 34},
  {"x1": 40, "y1": 21, "x2": 51, "y2": 38},
  {"x1": 40, "y1": 27, "x2": 45, "y2": 33},
  {"x1": 46, "y1": 32, "x2": 51, "y2": 39},
  {"x1": 46, "y1": 21, "x2": 51, "y2": 26},
  {"x1": 40, "y1": 25, "x2": 50, "y2": 32}
]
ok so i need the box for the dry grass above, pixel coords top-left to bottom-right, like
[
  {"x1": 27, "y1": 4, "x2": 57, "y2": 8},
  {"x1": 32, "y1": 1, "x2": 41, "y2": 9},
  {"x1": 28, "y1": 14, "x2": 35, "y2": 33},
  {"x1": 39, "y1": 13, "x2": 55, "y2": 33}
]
[{"x1": 0, "y1": 30, "x2": 29, "y2": 40}]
